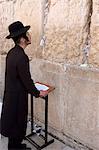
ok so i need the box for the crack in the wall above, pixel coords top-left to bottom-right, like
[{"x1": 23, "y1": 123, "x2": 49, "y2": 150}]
[
  {"x1": 81, "y1": 0, "x2": 93, "y2": 66},
  {"x1": 13, "y1": 0, "x2": 17, "y2": 4},
  {"x1": 40, "y1": 0, "x2": 51, "y2": 49},
  {"x1": 0, "y1": 1, "x2": 4, "y2": 4}
]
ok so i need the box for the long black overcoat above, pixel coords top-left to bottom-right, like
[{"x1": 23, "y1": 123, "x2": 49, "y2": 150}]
[{"x1": 1, "y1": 45, "x2": 40, "y2": 138}]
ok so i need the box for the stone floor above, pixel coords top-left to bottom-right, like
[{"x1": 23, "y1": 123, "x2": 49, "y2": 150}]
[
  {"x1": 0, "y1": 136, "x2": 74, "y2": 150},
  {"x1": 0, "y1": 122, "x2": 75, "y2": 150}
]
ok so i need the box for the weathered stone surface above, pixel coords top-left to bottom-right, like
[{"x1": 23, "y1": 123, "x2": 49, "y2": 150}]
[
  {"x1": 0, "y1": 55, "x2": 6, "y2": 100},
  {"x1": 0, "y1": 54, "x2": 99, "y2": 149},
  {"x1": 30, "y1": 59, "x2": 64, "y2": 130},
  {"x1": 63, "y1": 71, "x2": 99, "y2": 149},
  {"x1": 0, "y1": 55, "x2": 2, "y2": 101},
  {"x1": 0, "y1": 1, "x2": 14, "y2": 54},
  {"x1": 0, "y1": 0, "x2": 43, "y2": 57},
  {"x1": 43, "y1": 0, "x2": 92, "y2": 65},
  {"x1": 29, "y1": 59, "x2": 99, "y2": 150},
  {"x1": 14, "y1": 0, "x2": 43, "y2": 57},
  {"x1": 0, "y1": 0, "x2": 98, "y2": 67},
  {"x1": 0, "y1": 0, "x2": 99, "y2": 149},
  {"x1": 89, "y1": 0, "x2": 99, "y2": 67}
]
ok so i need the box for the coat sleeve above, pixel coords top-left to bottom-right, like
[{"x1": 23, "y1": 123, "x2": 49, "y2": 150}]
[{"x1": 17, "y1": 54, "x2": 40, "y2": 98}]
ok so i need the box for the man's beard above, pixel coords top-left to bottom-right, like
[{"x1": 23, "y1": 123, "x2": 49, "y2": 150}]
[
  {"x1": 26, "y1": 38, "x2": 31, "y2": 45},
  {"x1": 27, "y1": 41, "x2": 31, "y2": 45}
]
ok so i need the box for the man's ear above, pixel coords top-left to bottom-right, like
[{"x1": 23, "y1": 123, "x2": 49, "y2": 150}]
[{"x1": 20, "y1": 37, "x2": 26, "y2": 43}]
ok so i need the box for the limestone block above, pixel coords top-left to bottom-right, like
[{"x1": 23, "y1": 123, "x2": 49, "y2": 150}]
[
  {"x1": 0, "y1": 1, "x2": 14, "y2": 54},
  {"x1": 0, "y1": 55, "x2": 1, "y2": 78},
  {"x1": 63, "y1": 67, "x2": 99, "y2": 149},
  {"x1": 0, "y1": 55, "x2": 1, "y2": 99},
  {"x1": 30, "y1": 59, "x2": 64, "y2": 130},
  {"x1": 30, "y1": 59, "x2": 99, "y2": 149},
  {"x1": 0, "y1": 55, "x2": 6, "y2": 99},
  {"x1": 89, "y1": 0, "x2": 99, "y2": 67},
  {"x1": 43, "y1": 0, "x2": 91, "y2": 64},
  {"x1": 14, "y1": 0, "x2": 43, "y2": 57}
]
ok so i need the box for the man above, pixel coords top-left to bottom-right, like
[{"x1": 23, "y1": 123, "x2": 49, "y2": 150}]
[{"x1": 1, "y1": 21, "x2": 48, "y2": 150}]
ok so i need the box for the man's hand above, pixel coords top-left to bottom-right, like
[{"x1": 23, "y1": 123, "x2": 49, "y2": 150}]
[{"x1": 39, "y1": 90, "x2": 48, "y2": 97}]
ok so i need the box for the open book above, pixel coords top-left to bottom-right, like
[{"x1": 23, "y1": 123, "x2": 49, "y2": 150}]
[
  {"x1": 35, "y1": 82, "x2": 55, "y2": 93},
  {"x1": 35, "y1": 82, "x2": 49, "y2": 91}
]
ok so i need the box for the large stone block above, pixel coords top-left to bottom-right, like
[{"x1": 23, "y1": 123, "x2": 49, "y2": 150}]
[
  {"x1": 89, "y1": 0, "x2": 99, "y2": 67},
  {"x1": 0, "y1": 1, "x2": 14, "y2": 54},
  {"x1": 0, "y1": 55, "x2": 6, "y2": 99},
  {"x1": 30, "y1": 59, "x2": 99, "y2": 149},
  {"x1": 0, "y1": 55, "x2": 1, "y2": 99},
  {"x1": 63, "y1": 67, "x2": 99, "y2": 149},
  {"x1": 30, "y1": 59, "x2": 64, "y2": 130},
  {"x1": 0, "y1": 0, "x2": 98, "y2": 68},
  {"x1": 14, "y1": 0, "x2": 43, "y2": 57},
  {"x1": 43, "y1": 0, "x2": 92, "y2": 64}
]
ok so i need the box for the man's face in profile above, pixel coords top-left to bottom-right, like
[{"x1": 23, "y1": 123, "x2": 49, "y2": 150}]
[{"x1": 26, "y1": 32, "x2": 31, "y2": 45}]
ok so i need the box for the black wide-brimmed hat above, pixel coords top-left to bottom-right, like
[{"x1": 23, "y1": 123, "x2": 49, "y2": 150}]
[{"x1": 6, "y1": 21, "x2": 30, "y2": 39}]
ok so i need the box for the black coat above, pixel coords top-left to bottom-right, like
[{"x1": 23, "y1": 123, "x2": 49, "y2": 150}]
[{"x1": 1, "y1": 45, "x2": 40, "y2": 138}]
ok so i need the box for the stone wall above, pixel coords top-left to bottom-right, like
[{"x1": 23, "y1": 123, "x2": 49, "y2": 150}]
[
  {"x1": 30, "y1": 59, "x2": 99, "y2": 150},
  {"x1": 0, "y1": 0, "x2": 43, "y2": 57},
  {"x1": 0, "y1": 0, "x2": 14, "y2": 54},
  {"x1": 0, "y1": 0, "x2": 99, "y2": 149},
  {"x1": 0, "y1": 56, "x2": 6, "y2": 101},
  {"x1": 89, "y1": 0, "x2": 99, "y2": 67},
  {"x1": 0, "y1": 0, "x2": 98, "y2": 67},
  {"x1": 0, "y1": 55, "x2": 99, "y2": 149},
  {"x1": 0, "y1": 55, "x2": 2, "y2": 101},
  {"x1": 43, "y1": 0, "x2": 91, "y2": 64},
  {"x1": 14, "y1": 0, "x2": 43, "y2": 57}
]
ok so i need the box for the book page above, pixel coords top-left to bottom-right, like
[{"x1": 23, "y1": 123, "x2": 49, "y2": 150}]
[{"x1": 35, "y1": 83, "x2": 49, "y2": 91}]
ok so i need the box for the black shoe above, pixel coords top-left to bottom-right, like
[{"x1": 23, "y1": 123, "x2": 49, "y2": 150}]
[
  {"x1": 8, "y1": 143, "x2": 26, "y2": 149},
  {"x1": 18, "y1": 143, "x2": 27, "y2": 148},
  {"x1": 8, "y1": 147, "x2": 31, "y2": 150},
  {"x1": 19, "y1": 148, "x2": 31, "y2": 150},
  {"x1": 17, "y1": 144, "x2": 31, "y2": 150}
]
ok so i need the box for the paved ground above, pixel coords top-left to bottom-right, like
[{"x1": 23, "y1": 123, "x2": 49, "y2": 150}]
[
  {"x1": 0, "y1": 136, "x2": 74, "y2": 150},
  {"x1": 0, "y1": 122, "x2": 75, "y2": 150}
]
